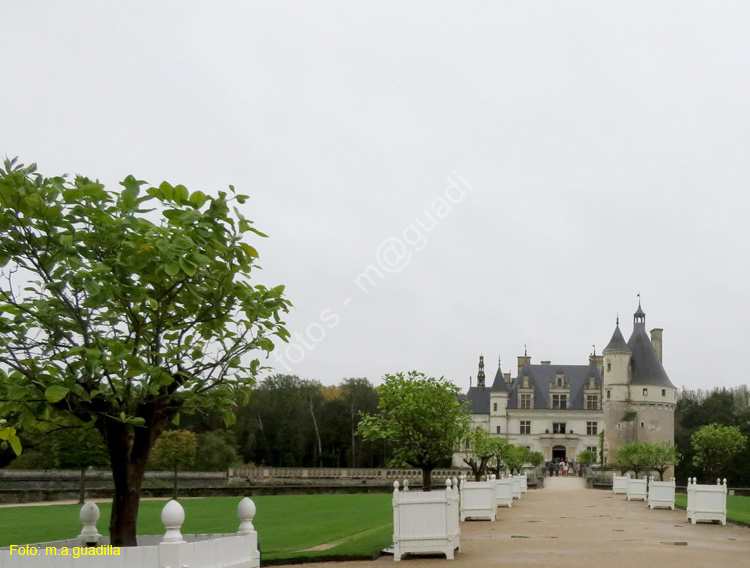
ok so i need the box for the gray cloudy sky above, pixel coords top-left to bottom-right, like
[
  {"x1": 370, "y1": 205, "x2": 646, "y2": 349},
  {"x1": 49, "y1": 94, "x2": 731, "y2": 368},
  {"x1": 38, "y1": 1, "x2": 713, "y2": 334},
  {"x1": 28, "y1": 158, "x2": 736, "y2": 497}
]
[{"x1": 4, "y1": 2, "x2": 749, "y2": 393}]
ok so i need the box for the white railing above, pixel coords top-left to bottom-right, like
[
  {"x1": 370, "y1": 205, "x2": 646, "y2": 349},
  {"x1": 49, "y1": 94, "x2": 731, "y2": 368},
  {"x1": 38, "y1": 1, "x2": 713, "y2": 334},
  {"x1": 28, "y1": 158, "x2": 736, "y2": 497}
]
[
  {"x1": 459, "y1": 476, "x2": 496, "y2": 521},
  {"x1": 495, "y1": 476, "x2": 513, "y2": 507},
  {"x1": 392, "y1": 479, "x2": 460, "y2": 561},
  {"x1": 0, "y1": 498, "x2": 260, "y2": 568},
  {"x1": 612, "y1": 474, "x2": 628, "y2": 494},
  {"x1": 647, "y1": 477, "x2": 675, "y2": 510},
  {"x1": 626, "y1": 474, "x2": 647, "y2": 501},
  {"x1": 686, "y1": 478, "x2": 727, "y2": 525}
]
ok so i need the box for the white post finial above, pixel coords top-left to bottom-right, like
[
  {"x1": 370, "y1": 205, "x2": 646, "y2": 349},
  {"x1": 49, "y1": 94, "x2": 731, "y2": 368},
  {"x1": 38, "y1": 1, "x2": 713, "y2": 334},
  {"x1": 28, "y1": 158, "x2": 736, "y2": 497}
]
[
  {"x1": 393, "y1": 480, "x2": 399, "y2": 492},
  {"x1": 78, "y1": 502, "x2": 101, "y2": 544},
  {"x1": 723, "y1": 478, "x2": 727, "y2": 486},
  {"x1": 237, "y1": 497, "x2": 257, "y2": 535},
  {"x1": 452, "y1": 477, "x2": 458, "y2": 488},
  {"x1": 445, "y1": 478, "x2": 452, "y2": 492},
  {"x1": 403, "y1": 479, "x2": 409, "y2": 492},
  {"x1": 161, "y1": 500, "x2": 186, "y2": 543}
]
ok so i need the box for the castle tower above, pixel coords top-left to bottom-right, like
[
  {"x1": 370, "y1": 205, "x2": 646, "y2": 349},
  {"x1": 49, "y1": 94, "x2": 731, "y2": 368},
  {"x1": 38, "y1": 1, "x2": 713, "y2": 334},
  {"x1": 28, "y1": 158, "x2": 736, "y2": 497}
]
[
  {"x1": 477, "y1": 354, "x2": 486, "y2": 389},
  {"x1": 602, "y1": 316, "x2": 634, "y2": 463},
  {"x1": 625, "y1": 301, "x2": 677, "y2": 452},
  {"x1": 489, "y1": 356, "x2": 509, "y2": 435}
]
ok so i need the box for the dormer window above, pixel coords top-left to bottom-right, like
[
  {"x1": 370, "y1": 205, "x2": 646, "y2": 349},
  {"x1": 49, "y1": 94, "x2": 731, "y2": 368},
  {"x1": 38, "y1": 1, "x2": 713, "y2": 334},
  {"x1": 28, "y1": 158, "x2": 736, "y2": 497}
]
[{"x1": 552, "y1": 394, "x2": 568, "y2": 409}]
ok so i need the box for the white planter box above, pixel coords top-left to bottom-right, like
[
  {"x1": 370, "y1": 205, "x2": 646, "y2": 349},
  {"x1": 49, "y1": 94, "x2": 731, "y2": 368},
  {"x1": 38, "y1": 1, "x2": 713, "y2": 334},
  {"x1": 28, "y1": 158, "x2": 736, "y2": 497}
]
[
  {"x1": 459, "y1": 478, "x2": 497, "y2": 521},
  {"x1": 392, "y1": 480, "x2": 460, "y2": 561},
  {"x1": 514, "y1": 474, "x2": 528, "y2": 493},
  {"x1": 511, "y1": 476, "x2": 522, "y2": 500},
  {"x1": 626, "y1": 475, "x2": 647, "y2": 501},
  {"x1": 495, "y1": 476, "x2": 513, "y2": 507},
  {"x1": 647, "y1": 477, "x2": 676, "y2": 510},
  {"x1": 612, "y1": 474, "x2": 628, "y2": 495},
  {"x1": 686, "y1": 478, "x2": 727, "y2": 525}
]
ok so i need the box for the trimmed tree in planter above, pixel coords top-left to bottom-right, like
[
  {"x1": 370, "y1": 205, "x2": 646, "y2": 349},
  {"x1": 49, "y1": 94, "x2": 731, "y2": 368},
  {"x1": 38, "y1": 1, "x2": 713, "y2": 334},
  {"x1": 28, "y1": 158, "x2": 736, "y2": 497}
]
[
  {"x1": 358, "y1": 371, "x2": 470, "y2": 490},
  {"x1": 0, "y1": 159, "x2": 290, "y2": 545},
  {"x1": 691, "y1": 423, "x2": 747, "y2": 482},
  {"x1": 462, "y1": 427, "x2": 494, "y2": 481}
]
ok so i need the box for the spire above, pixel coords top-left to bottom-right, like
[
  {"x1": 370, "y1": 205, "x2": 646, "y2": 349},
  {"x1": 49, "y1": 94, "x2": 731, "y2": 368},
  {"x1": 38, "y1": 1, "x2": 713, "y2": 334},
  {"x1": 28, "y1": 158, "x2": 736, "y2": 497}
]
[
  {"x1": 634, "y1": 295, "x2": 646, "y2": 329},
  {"x1": 477, "y1": 354, "x2": 485, "y2": 389},
  {"x1": 603, "y1": 319, "x2": 631, "y2": 354}
]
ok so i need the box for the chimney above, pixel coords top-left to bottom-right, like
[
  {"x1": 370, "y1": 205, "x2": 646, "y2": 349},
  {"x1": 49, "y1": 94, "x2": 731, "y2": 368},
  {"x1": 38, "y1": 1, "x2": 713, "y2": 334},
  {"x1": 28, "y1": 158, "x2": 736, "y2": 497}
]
[
  {"x1": 540, "y1": 360, "x2": 551, "y2": 366},
  {"x1": 517, "y1": 355, "x2": 531, "y2": 376},
  {"x1": 589, "y1": 354, "x2": 604, "y2": 376},
  {"x1": 503, "y1": 372, "x2": 511, "y2": 383},
  {"x1": 650, "y1": 328, "x2": 663, "y2": 363}
]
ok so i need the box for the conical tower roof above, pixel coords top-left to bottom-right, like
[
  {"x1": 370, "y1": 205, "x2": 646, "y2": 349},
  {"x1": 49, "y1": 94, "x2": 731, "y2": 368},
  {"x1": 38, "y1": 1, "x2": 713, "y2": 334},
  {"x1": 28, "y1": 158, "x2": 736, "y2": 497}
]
[{"x1": 603, "y1": 322, "x2": 631, "y2": 354}]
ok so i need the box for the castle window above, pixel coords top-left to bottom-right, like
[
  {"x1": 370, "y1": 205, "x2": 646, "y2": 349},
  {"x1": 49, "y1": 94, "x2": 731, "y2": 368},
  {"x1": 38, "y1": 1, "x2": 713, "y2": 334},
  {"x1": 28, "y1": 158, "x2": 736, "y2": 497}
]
[
  {"x1": 552, "y1": 422, "x2": 566, "y2": 434},
  {"x1": 640, "y1": 421, "x2": 645, "y2": 428},
  {"x1": 586, "y1": 445, "x2": 597, "y2": 454},
  {"x1": 587, "y1": 421, "x2": 598, "y2": 435},
  {"x1": 586, "y1": 395, "x2": 598, "y2": 410},
  {"x1": 493, "y1": 402, "x2": 497, "y2": 412},
  {"x1": 496, "y1": 426, "x2": 501, "y2": 434},
  {"x1": 556, "y1": 377, "x2": 563, "y2": 388},
  {"x1": 552, "y1": 394, "x2": 568, "y2": 409},
  {"x1": 643, "y1": 388, "x2": 648, "y2": 397},
  {"x1": 607, "y1": 360, "x2": 611, "y2": 372},
  {"x1": 520, "y1": 394, "x2": 532, "y2": 409},
  {"x1": 606, "y1": 390, "x2": 611, "y2": 399},
  {"x1": 662, "y1": 389, "x2": 666, "y2": 397},
  {"x1": 520, "y1": 421, "x2": 531, "y2": 435}
]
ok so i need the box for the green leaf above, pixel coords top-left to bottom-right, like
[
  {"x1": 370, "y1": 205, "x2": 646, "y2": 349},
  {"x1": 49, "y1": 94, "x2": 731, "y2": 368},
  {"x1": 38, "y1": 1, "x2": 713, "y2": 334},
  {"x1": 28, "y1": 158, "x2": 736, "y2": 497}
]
[
  {"x1": 173, "y1": 184, "x2": 189, "y2": 202},
  {"x1": 9, "y1": 435, "x2": 22, "y2": 456},
  {"x1": 240, "y1": 242, "x2": 259, "y2": 259},
  {"x1": 44, "y1": 385, "x2": 69, "y2": 403},
  {"x1": 179, "y1": 257, "x2": 197, "y2": 277},
  {"x1": 165, "y1": 261, "x2": 180, "y2": 276},
  {"x1": 189, "y1": 191, "x2": 207, "y2": 207}
]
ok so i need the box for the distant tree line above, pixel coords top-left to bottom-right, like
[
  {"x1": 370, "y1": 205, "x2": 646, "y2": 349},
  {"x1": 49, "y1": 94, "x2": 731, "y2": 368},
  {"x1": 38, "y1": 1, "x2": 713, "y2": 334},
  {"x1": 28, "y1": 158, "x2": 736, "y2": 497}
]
[
  {"x1": 0, "y1": 375, "x2": 388, "y2": 471},
  {"x1": 675, "y1": 385, "x2": 750, "y2": 486}
]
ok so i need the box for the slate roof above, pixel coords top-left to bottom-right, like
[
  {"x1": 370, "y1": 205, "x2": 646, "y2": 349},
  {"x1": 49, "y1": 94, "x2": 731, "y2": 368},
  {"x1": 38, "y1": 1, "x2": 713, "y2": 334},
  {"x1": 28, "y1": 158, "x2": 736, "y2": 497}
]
[
  {"x1": 490, "y1": 366, "x2": 508, "y2": 393},
  {"x1": 506, "y1": 364, "x2": 602, "y2": 410},
  {"x1": 603, "y1": 325, "x2": 631, "y2": 354},
  {"x1": 627, "y1": 325, "x2": 675, "y2": 388},
  {"x1": 461, "y1": 386, "x2": 491, "y2": 414}
]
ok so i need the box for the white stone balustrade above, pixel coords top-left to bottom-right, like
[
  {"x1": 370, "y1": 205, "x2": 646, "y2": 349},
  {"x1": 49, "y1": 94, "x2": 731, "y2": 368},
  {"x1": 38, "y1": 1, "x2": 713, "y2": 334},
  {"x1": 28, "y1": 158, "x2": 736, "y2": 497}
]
[
  {"x1": 459, "y1": 475, "x2": 497, "y2": 521},
  {"x1": 626, "y1": 474, "x2": 647, "y2": 501},
  {"x1": 612, "y1": 474, "x2": 628, "y2": 494},
  {"x1": 0, "y1": 498, "x2": 260, "y2": 568},
  {"x1": 686, "y1": 478, "x2": 727, "y2": 525},
  {"x1": 392, "y1": 479, "x2": 460, "y2": 561},
  {"x1": 647, "y1": 477, "x2": 676, "y2": 510}
]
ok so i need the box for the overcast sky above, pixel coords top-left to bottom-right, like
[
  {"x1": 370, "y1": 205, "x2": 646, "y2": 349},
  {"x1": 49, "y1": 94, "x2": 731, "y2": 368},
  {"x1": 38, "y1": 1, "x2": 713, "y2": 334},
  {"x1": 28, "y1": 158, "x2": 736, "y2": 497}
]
[{"x1": 4, "y1": 2, "x2": 749, "y2": 393}]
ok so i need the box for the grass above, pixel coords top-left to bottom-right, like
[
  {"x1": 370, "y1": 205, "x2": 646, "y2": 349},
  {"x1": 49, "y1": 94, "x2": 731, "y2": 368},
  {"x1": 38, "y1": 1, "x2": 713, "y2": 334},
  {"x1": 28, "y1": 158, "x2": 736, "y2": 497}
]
[
  {"x1": 0, "y1": 494, "x2": 394, "y2": 561},
  {"x1": 674, "y1": 493, "x2": 750, "y2": 524}
]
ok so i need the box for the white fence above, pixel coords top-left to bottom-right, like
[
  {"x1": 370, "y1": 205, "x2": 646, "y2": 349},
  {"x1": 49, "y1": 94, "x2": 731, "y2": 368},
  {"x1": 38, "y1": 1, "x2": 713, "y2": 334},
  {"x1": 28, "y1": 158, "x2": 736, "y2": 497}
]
[
  {"x1": 392, "y1": 479, "x2": 460, "y2": 561},
  {"x1": 0, "y1": 498, "x2": 259, "y2": 568},
  {"x1": 647, "y1": 477, "x2": 675, "y2": 510},
  {"x1": 686, "y1": 478, "x2": 727, "y2": 525}
]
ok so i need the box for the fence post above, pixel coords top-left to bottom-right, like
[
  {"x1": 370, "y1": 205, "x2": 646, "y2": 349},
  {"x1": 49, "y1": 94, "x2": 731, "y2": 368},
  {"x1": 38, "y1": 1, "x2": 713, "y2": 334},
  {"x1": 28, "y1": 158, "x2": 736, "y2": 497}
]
[{"x1": 77, "y1": 502, "x2": 101, "y2": 546}]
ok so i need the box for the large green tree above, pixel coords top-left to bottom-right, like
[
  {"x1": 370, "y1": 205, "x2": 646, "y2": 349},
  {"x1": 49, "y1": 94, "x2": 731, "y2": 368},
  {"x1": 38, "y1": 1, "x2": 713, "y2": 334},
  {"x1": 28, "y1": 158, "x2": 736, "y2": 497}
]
[
  {"x1": 644, "y1": 442, "x2": 681, "y2": 481},
  {"x1": 615, "y1": 442, "x2": 651, "y2": 477},
  {"x1": 0, "y1": 159, "x2": 290, "y2": 545},
  {"x1": 149, "y1": 429, "x2": 198, "y2": 499},
  {"x1": 461, "y1": 427, "x2": 493, "y2": 481},
  {"x1": 357, "y1": 371, "x2": 470, "y2": 490},
  {"x1": 691, "y1": 423, "x2": 747, "y2": 482}
]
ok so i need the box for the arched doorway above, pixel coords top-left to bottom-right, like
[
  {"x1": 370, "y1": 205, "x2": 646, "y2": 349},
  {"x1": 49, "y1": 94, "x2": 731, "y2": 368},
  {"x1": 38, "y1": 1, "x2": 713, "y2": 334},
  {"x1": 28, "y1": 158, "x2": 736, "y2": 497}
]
[{"x1": 552, "y1": 445, "x2": 566, "y2": 461}]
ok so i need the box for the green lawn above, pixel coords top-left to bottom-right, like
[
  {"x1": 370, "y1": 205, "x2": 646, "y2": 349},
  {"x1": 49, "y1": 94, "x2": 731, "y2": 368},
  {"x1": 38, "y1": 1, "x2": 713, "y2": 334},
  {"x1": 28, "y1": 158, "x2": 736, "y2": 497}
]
[
  {"x1": 674, "y1": 493, "x2": 750, "y2": 524},
  {"x1": 0, "y1": 494, "x2": 394, "y2": 561}
]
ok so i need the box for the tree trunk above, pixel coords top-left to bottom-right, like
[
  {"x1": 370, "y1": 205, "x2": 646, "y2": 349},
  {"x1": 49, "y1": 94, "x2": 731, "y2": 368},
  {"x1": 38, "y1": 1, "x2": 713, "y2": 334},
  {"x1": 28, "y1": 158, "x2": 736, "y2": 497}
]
[
  {"x1": 78, "y1": 468, "x2": 86, "y2": 505},
  {"x1": 421, "y1": 467, "x2": 433, "y2": 491},
  {"x1": 103, "y1": 410, "x2": 168, "y2": 547}
]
